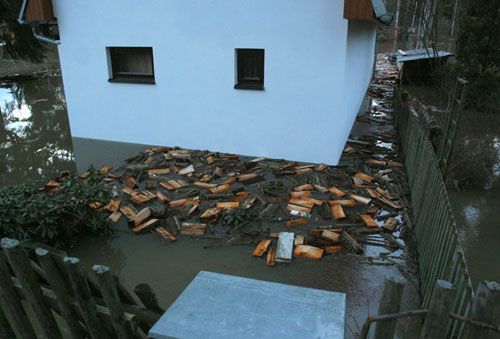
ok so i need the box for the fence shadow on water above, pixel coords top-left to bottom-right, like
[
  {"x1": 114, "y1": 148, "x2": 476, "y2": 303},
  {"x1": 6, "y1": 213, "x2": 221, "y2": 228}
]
[{"x1": 394, "y1": 89, "x2": 474, "y2": 338}]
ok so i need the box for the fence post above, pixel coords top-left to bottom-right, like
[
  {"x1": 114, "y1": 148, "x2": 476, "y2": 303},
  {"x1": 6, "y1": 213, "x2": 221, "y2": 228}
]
[
  {"x1": 1, "y1": 238, "x2": 62, "y2": 339},
  {"x1": 420, "y1": 280, "x2": 455, "y2": 339},
  {"x1": 64, "y1": 257, "x2": 105, "y2": 339},
  {"x1": 0, "y1": 252, "x2": 32, "y2": 339},
  {"x1": 374, "y1": 276, "x2": 406, "y2": 339},
  {"x1": 36, "y1": 248, "x2": 86, "y2": 339},
  {"x1": 93, "y1": 265, "x2": 135, "y2": 339},
  {"x1": 463, "y1": 281, "x2": 500, "y2": 339}
]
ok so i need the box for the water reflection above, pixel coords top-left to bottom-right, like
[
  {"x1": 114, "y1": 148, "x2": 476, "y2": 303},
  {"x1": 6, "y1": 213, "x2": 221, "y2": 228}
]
[{"x1": 0, "y1": 77, "x2": 75, "y2": 186}]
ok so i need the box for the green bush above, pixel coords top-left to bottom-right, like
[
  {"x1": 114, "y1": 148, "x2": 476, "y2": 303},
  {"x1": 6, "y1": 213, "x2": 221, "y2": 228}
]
[{"x1": 0, "y1": 169, "x2": 114, "y2": 248}]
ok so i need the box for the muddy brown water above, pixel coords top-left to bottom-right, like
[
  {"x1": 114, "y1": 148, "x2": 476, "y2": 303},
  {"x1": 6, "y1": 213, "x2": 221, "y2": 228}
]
[{"x1": 0, "y1": 72, "x2": 496, "y2": 336}]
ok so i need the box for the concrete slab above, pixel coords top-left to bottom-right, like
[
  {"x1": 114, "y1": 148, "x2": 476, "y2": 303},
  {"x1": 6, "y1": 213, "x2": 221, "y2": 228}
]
[{"x1": 148, "y1": 271, "x2": 346, "y2": 339}]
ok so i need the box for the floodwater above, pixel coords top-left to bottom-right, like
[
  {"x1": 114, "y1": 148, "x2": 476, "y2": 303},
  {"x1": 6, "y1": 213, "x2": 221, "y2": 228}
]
[
  {"x1": 449, "y1": 136, "x2": 500, "y2": 286},
  {"x1": 1, "y1": 75, "x2": 424, "y2": 338}
]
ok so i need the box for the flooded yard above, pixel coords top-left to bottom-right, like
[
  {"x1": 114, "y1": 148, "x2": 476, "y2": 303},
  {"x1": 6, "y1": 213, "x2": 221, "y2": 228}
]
[{"x1": 1, "y1": 56, "x2": 497, "y2": 337}]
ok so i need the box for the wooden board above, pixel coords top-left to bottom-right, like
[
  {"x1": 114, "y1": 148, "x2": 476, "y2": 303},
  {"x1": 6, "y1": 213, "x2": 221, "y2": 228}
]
[
  {"x1": 155, "y1": 227, "x2": 177, "y2": 242},
  {"x1": 321, "y1": 230, "x2": 341, "y2": 242},
  {"x1": 350, "y1": 194, "x2": 372, "y2": 205},
  {"x1": 290, "y1": 191, "x2": 312, "y2": 198},
  {"x1": 216, "y1": 202, "x2": 240, "y2": 210},
  {"x1": 266, "y1": 247, "x2": 276, "y2": 266},
  {"x1": 133, "y1": 207, "x2": 151, "y2": 227},
  {"x1": 360, "y1": 214, "x2": 378, "y2": 228},
  {"x1": 294, "y1": 184, "x2": 314, "y2": 191},
  {"x1": 328, "y1": 199, "x2": 356, "y2": 207},
  {"x1": 329, "y1": 186, "x2": 346, "y2": 197},
  {"x1": 293, "y1": 245, "x2": 324, "y2": 260},
  {"x1": 324, "y1": 245, "x2": 343, "y2": 255},
  {"x1": 252, "y1": 240, "x2": 272, "y2": 257},
  {"x1": 132, "y1": 219, "x2": 158, "y2": 233},
  {"x1": 330, "y1": 205, "x2": 346, "y2": 220},
  {"x1": 180, "y1": 223, "x2": 207, "y2": 236}
]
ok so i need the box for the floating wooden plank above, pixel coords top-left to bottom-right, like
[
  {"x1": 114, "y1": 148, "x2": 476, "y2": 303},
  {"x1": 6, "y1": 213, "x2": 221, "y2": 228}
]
[
  {"x1": 144, "y1": 156, "x2": 154, "y2": 164},
  {"x1": 160, "y1": 180, "x2": 188, "y2": 190},
  {"x1": 209, "y1": 184, "x2": 232, "y2": 194},
  {"x1": 252, "y1": 240, "x2": 272, "y2": 257},
  {"x1": 383, "y1": 217, "x2": 399, "y2": 232},
  {"x1": 313, "y1": 184, "x2": 329, "y2": 194},
  {"x1": 223, "y1": 177, "x2": 237, "y2": 185},
  {"x1": 285, "y1": 219, "x2": 308, "y2": 228},
  {"x1": 104, "y1": 199, "x2": 120, "y2": 213},
  {"x1": 295, "y1": 168, "x2": 313, "y2": 175},
  {"x1": 350, "y1": 194, "x2": 372, "y2": 205},
  {"x1": 122, "y1": 187, "x2": 134, "y2": 195},
  {"x1": 366, "y1": 188, "x2": 382, "y2": 199},
  {"x1": 234, "y1": 191, "x2": 249, "y2": 201},
  {"x1": 238, "y1": 173, "x2": 257, "y2": 182},
  {"x1": 198, "y1": 174, "x2": 213, "y2": 183},
  {"x1": 130, "y1": 193, "x2": 151, "y2": 205},
  {"x1": 286, "y1": 204, "x2": 311, "y2": 214},
  {"x1": 180, "y1": 223, "x2": 207, "y2": 236},
  {"x1": 289, "y1": 198, "x2": 316, "y2": 209},
  {"x1": 108, "y1": 211, "x2": 122, "y2": 223},
  {"x1": 293, "y1": 245, "x2": 324, "y2": 260},
  {"x1": 148, "y1": 168, "x2": 170, "y2": 175},
  {"x1": 168, "y1": 150, "x2": 191, "y2": 160},
  {"x1": 321, "y1": 230, "x2": 341, "y2": 242},
  {"x1": 126, "y1": 177, "x2": 138, "y2": 189},
  {"x1": 99, "y1": 165, "x2": 112, "y2": 174},
  {"x1": 276, "y1": 232, "x2": 294, "y2": 263},
  {"x1": 342, "y1": 232, "x2": 364, "y2": 254},
  {"x1": 330, "y1": 205, "x2": 346, "y2": 220},
  {"x1": 170, "y1": 198, "x2": 194, "y2": 209},
  {"x1": 132, "y1": 219, "x2": 158, "y2": 233},
  {"x1": 355, "y1": 172, "x2": 374, "y2": 183},
  {"x1": 206, "y1": 155, "x2": 214, "y2": 164},
  {"x1": 328, "y1": 199, "x2": 356, "y2": 207},
  {"x1": 329, "y1": 186, "x2": 346, "y2": 197},
  {"x1": 250, "y1": 157, "x2": 266, "y2": 163},
  {"x1": 315, "y1": 163, "x2": 327, "y2": 172},
  {"x1": 155, "y1": 227, "x2": 176, "y2": 242},
  {"x1": 308, "y1": 229, "x2": 323, "y2": 237},
  {"x1": 194, "y1": 182, "x2": 217, "y2": 189},
  {"x1": 324, "y1": 246, "x2": 342, "y2": 255},
  {"x1": 200, "y1": 207, "x2": 221, "y2": 223},
  {"x1": 156, "y1": 192, "x2": 170, "y2": 203},
  {"x1": 360, "y1": 214, "x2": 378, "y2": 228},
  {"x1": 266, "y1": 247, "x2": 276, "y2": 266},
  {"x1": 290, "y1": 191, "x2": 312, "y2": 198},
  {"x1": 133, "y1": 207, "x2": 151, "y2": 227},
  {"x1": 294, "y1": 184, "x2": 314, "y2": 191},
  {"x1": 241, "y1": 197, "x2": 256, "y2": 209},
  {"x1": 216, "y1": 202, "x2": 240, "y2": 210},
  {"x1": 294, "y1": 235, "x2": 305, "y2": 245},
  {"x1": 143, "y1": 190, "x2": 157, "y2": 199},
  {"x1": 178, "y1": 165, "x2": 195, "y2": 175},
  {"x1": 376, "y1": 197, "x2": 402, "y2": 210},
  {"x1": 120, "y1": 206, "x2": 137, "y2": 220}
]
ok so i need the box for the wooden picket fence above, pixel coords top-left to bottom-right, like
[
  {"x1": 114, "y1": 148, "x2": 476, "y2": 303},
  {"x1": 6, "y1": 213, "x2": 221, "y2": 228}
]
[
  {"x1": 0, "y1": 238, "x2": 163, "y2": 338},
  {"x1": 394, "y1": 90, "x2": 474, "y2": 338}
]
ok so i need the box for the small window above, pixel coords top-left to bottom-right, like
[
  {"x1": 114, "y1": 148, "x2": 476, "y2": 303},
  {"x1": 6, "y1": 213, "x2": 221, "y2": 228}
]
[
  {"x1": 235, "y1": 49, "x2": 264, "y2": 90},
  {"x1": 108, "y1": 47, "x2": 155, "y2": 84}
]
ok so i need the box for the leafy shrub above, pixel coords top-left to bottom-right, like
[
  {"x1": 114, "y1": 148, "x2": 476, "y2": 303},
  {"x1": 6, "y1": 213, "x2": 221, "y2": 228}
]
[{"x1": 0, "y1": 169, "x2": 114, "y2": 248}]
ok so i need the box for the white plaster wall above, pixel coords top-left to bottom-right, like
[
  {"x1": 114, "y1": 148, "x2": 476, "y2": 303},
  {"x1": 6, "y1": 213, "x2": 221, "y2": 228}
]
[
  {"x1": 54, "y1": 0, "x2": 375, "y2": 164},
  {"x1": 340, "y1": 20, "x2": 378, "y2": 146}
]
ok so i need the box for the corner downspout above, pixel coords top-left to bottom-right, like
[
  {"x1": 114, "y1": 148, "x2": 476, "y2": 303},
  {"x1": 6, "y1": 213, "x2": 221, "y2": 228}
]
[
  {"x1": 18, "y1": 0, "x2": 61, "y2": 45},
  {"x1": 370, "y1": 0, "x2": 394, "y2": 25}
]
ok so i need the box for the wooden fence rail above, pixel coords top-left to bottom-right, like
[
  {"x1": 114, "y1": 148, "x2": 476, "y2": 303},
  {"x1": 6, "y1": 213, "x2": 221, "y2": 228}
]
[
  {"x1": 394, "y1": 89, "x2": 475, "y2": 338},
  {"x1": 0, "y1": 238, "x2": 163, "y2": 338}
]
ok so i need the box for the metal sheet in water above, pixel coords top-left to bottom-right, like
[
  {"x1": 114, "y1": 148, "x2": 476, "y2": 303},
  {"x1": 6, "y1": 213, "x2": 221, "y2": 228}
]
[{"x1": 149, "y1": 271, "x2": 346, "y2": 339}]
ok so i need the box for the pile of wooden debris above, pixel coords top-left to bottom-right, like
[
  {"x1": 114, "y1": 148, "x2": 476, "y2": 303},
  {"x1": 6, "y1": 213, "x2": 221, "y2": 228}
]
[{"x1": 78, "y1": 54, "x2": 408, "y2": 266}]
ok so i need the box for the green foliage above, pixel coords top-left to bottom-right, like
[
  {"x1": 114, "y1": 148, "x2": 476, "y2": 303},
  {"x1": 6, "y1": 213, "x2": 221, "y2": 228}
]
[
  {"x1": 455, "y1": 0, "x2": 500, "y2": 112},
  {"x1": 0, "y1": 0, "x2": 46, "y2": 62},
  {"x1": 222, "y1": 208, "x2": 249, "y2": 228},
  {"x1": 0, "y1": 169, "x2": 114, "y2": 248}
]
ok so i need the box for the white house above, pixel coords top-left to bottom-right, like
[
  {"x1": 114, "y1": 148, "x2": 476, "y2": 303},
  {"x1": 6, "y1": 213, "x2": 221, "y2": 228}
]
[{"x1": 19, "y1": 0, "x2": 391, "y2": 164}]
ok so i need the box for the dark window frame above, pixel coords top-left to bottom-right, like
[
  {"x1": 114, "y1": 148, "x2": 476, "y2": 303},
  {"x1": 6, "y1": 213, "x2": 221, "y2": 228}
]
[
  {"x1": 235, "y1": 49, "x2": 265, "y2": 90},
  {"x1": 108, "y1": 47, "x2": 156, "y2": 84}
]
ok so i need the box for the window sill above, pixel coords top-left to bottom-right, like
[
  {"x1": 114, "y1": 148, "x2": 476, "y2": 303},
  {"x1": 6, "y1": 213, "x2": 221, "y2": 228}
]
[
  {"x1": 234, "y1": 83, "x2": 264, "y2": 91},
  {"x1": 108, "y1": 77, "x2": 156, "y2": 85}
]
